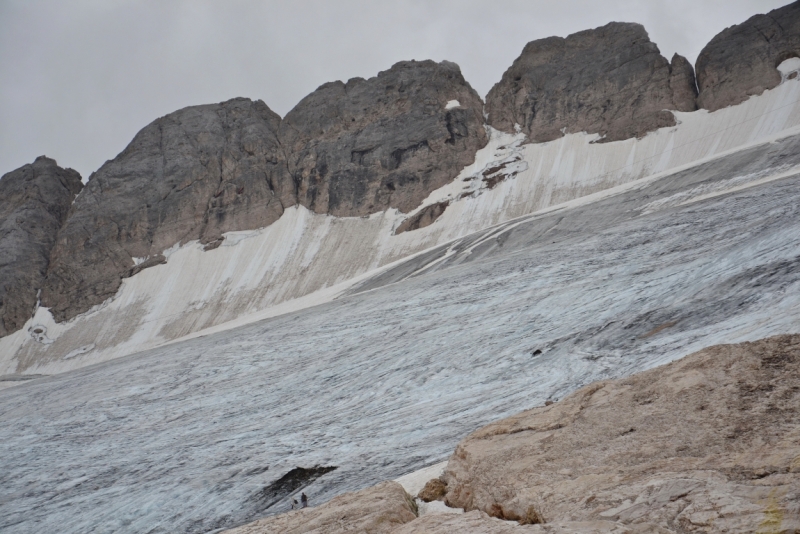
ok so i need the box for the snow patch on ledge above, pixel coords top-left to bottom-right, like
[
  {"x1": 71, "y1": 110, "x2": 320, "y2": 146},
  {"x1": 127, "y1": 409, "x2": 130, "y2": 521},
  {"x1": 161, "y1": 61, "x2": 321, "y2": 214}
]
[
  {"x1": 445, "y1": 99, "x2": 460, "y2": 110},
  {"x1": 778, "y1": 57, "x2": 800, "y2": 78}
]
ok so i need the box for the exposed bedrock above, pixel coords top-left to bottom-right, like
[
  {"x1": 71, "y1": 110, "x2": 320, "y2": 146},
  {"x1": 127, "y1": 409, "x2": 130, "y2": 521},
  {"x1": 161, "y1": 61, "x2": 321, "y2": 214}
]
[
  {"x1": 40, "y1": 97, "x2": 291, "y2": 322},
  {"x1": 223, "y1": 481, "x2": 417, "y2": 534},
  {"x1": 485, "y1": 22, "x2": 698, "y2": 143},
  {"x1": 279, "y1": 60, "x2": 488, "y2": 216},
  {"x1": 442, "y1": 335, "x2": 800, "y2": 532},
  {"x1": 0, "y1": 157, "x2": 82, "y2": 336},
  {"x1": 696, "y1": 1, "x2": 800, "y2": 111}
]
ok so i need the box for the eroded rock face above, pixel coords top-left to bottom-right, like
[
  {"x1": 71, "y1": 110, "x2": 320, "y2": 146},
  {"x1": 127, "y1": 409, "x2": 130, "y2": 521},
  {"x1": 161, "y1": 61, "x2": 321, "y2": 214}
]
[
  {"x1": 38, "y1": 61, "x2": 487, "y2": 323},
  {"x1": 485, "y1": 22, "x2": 697, "y2": 143},
  {"x1": 696, "y1": 1, "x2": 800, "y2": 111},
  {"x1": 0, "y1": 157, "x2": 82, "y2": 336},
  {"x1": 280, "y1": 60, "x2": 487, "y2": 216},
  {"x1": 443, "y1": 335, "x2": 800, "y2": 533},
  {"x1": 41, "y1": 98, "x2": 292, "y2": 322},
  {"x1": 222, "y1": 481, "x2": 417, "y2": 534}
]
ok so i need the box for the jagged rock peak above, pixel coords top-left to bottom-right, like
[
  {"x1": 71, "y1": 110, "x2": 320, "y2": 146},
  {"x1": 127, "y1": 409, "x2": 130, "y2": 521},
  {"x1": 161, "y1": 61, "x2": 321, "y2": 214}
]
[
  {"x1": 41, "y1": 97, "x2": 292, "y2": 323},
  {"x1": 696, "y1": 0, "x2": 800, "y2": 111},
  {"x1": 0, "y1": 157, "x2": 82, "y2": 336},
  {"x1": 280, "y1": 59, "x2": 488, "y2": 216},
  {"x1": 485, "y1": 22, "x2": 698, "y2": 143}
]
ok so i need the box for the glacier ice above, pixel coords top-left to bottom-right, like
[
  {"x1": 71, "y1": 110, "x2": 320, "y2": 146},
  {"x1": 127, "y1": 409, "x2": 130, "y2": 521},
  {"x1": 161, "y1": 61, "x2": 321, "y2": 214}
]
[{"x1": 1, "y1": 131, "x2": 799, "y2": 533}]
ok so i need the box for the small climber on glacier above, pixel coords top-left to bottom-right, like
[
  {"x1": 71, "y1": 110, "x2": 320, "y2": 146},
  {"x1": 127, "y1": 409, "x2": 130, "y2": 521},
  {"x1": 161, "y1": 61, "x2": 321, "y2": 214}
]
[
  {"x1": 301, "y1": 492, "x2": 308, "y2": 508},
  {"x1": 291, "y1": 498, "x2": 298, "y2": 510}
]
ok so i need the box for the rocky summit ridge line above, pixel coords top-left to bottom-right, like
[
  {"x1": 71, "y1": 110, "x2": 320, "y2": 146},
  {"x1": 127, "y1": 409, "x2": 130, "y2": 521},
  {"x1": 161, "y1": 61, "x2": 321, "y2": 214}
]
[{"x1": 0, "y1": 2, "x2": 797, "y2": 349}]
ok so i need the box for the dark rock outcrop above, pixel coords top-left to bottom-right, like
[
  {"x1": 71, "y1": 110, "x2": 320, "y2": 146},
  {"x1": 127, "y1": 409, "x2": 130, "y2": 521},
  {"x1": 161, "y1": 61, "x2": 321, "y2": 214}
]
[
  {"x1": 395, "y1": 201, "x2": 449, "y2": 234},
  {"x1": 280, "y1": 60, "x2": 487, "y2": 216},
  {"x1": 485, "y1": 22, "x2": 698, "y2": 143},
  {"x1": 41, "y1": 98, "x2": 292, "y2": 322},
  {"x1": 696, "y1": 1, "x2": 800, "y2": 111},
  {"x1": 0, "y1": 157, "x2": 82, "y2": 335}
]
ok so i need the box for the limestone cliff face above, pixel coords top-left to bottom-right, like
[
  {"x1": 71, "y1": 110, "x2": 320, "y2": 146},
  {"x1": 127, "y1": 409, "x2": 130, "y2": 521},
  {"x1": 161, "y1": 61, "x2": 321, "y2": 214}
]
[
  {"x1": 41, "y1": 98, "x2": 291, "y2": 323},
  {"x1": 0, "y1": 157, "x2": 82, "y2": 336},
  {"x1": 37, "y1": 62, "x2": 487, "y2": 324},
  {"x1": 280, "y1": 60, "x2": 487, "y2": 216},
  {"x1": 696, "y1": 1, "x2": 800, "y2": 111},
  {"x1": 485, "y1": 22, "x2": 698, "y2": 143}
]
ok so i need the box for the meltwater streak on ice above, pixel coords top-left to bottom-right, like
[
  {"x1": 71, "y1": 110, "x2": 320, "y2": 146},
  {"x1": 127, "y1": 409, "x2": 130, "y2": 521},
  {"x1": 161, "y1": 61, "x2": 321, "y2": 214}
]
[
  {"x1": 3, "y1": 77, "x2": 800, "y2": 376},
  {"x1": 1, "y1": 133, "x2": 799, "y2": 532}
]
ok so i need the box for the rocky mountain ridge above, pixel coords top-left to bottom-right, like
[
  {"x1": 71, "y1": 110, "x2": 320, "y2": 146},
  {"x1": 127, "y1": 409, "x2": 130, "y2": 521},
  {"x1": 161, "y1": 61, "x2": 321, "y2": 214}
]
[{"x1": 1, "y1": 2, "x2": 798, "y2": 339}]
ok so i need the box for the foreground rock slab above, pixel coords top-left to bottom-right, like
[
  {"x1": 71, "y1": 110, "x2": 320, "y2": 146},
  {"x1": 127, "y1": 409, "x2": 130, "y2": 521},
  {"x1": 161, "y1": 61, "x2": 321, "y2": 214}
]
[
  {"x1": 222, "y1": 481, "x2": 417, "y2": 534},
  {"x1": 443, "y1": 335, "x2": 800, "y2": 533}
]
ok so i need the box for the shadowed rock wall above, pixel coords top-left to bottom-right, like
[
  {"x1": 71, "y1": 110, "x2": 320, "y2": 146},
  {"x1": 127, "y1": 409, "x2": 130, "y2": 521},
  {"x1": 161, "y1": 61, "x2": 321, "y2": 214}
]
[
  {"x1": 696, "y1": 1, "x2": 800, "y2": 111},
  {"x1": 485, "y1": 22, "x2": 698, "y2": 143},
  {"x1": 41, "y1": 98, "x2": 291, "y2": 323},
  {"x1": 0, "y1": 157, "x2": 82, "y2": 335},
  {"x1": 280, "y1": 60, "x2": 487, "y2": 216}
]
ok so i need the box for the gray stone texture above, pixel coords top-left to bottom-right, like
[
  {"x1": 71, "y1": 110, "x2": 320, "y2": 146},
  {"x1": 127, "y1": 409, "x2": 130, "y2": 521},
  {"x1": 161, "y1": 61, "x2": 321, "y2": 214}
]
[
  {"x1": 696, "y1": 1, "x2": 800, "y2": 111},
  {"x1": 279, "y1": 60, "x2": 487, "y2": 216},
  {"x1": 41, "y1": 98, "x2": 291, "y2": 323},
  {"x1": 0, "y1": 157, "x2": 82, "y2": 336},
  {"x1": 485, "y1": 22, "x2": 698, "y2": 143},
  {"x1": 38, "y1": 61, "x2": 487, "y2": 323}
]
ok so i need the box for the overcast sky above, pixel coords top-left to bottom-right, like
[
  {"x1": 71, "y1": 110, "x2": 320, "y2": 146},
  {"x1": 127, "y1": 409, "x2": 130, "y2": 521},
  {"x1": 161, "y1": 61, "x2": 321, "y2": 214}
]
[{"x1": 0, "y1": 0, "x2": 789, "y2": 180}]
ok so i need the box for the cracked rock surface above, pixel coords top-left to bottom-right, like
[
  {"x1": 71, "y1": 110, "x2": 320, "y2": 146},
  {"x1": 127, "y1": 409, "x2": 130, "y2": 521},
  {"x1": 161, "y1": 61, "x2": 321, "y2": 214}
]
[
  {"x1": 485, "y1": 22, "x2": 697, "y2": 143},
  {"x1": 280, "y1": 60, "x2": 487, "y2": 216},
  {"x1": 442, "y1": 335, "x2": 800, "y2": 533},
  {"x1": 0, "y1": 157, "x2": 82, "y2": 336},
  {"x1": 696, "y1": 1, "x2": 800, "y2": 111}
]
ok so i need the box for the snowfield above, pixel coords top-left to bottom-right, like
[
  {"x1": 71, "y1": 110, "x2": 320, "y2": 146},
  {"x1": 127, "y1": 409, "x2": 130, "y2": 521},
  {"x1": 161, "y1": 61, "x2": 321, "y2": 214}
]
[
  {"x1": 2, "y1": 75, "x2": 800, "y2": 375},
  {"x1": 1, "y1": 121, "x2": 799, "y2": 532}
]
